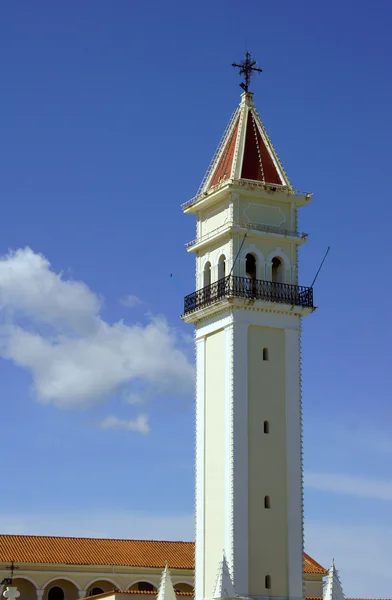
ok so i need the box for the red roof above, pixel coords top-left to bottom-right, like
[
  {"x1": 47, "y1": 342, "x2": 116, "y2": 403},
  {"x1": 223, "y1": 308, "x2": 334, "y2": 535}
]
[
  {"x1": 208, "y1": 116, "x2": 239, "y2": 188},
  {"x1": 201, "y1": 93, "x2": 288, "y2": 197},
  {"x1": 0, "y1": 534, "x2": 326, "y2": 574},
  {"x1": 241, "y1": 111, "x2": 282, "y2": 185}
]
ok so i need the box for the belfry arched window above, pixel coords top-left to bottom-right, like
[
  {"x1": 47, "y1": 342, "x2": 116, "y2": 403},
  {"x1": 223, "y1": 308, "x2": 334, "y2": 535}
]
[
  {"x1": 218, "y1": 254, "x2": 226, "y2": 280},
  {"x1": 246, "y1": 253, "x2": 257, "y2": 280},
  {"x1": 271, "y1": 257, "x2": 284, "y2": 283},
  {"x1": 203, "y1": 261, "x2": 211, "y2": 287}
]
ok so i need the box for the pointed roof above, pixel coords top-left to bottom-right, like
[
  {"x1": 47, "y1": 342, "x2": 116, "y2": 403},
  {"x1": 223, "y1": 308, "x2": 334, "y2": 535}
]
[
  {"x1": 157, "y1": 565, "x2": 177, "y2": 600},
  {"x1": 213, "y1": 553, "x2": 236, "y2": 599},
  {"x1": 199, "y1": 92, "x2": 291, "y2": 197},
  {"x1": 323, "y1": 560, "x2": 345, "y2": 600}
]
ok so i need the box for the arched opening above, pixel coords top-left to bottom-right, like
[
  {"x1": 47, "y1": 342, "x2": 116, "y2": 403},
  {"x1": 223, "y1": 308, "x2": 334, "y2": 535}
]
[
  {"x1": 129, "y1": 582, "x2": 157, "y2": 592},
  {"x1": 88, "y1": 589, "x2": 104, "y2": 597},
  {"x1": 271, "y1": 257, "x2": 285, "y2": 283},
  {"x1": 263, "y1": 348, "x2": 268, "y2": 361},
  {"x1": 245, "y1": 253, "x2": 257, "y2": 296},
  {"x1": 218, "y1": 254, "x2": 226, "y2": 280},
  {"x1": 12, "y1": 579, "x2": 37, "y2": 600},
  {"x1": 173, "y1": 583, "x2": 194, "y2": 593},
  {"x1": 86, "y1": 581, "x2": 118, "y2": 597},
  {"x1": 264, "y1": 495, "x2": 271, "y2": 509},
  {"x1": 265, "y1": 575, "x2": 271, "y2": 590},
  {"x1": 48, "y1": 588, "x2": 64, "y2": 600},
  {"x1": 246, "y1": 253, "x2": 257, "y2": 280},
  {"x1": 45, "y1": 579, "x2": 78, "y2": 600},
  {"x1": 203, "y1": 261, "x2": 211, "y2": 287},
  {"x1": 264, "y1": 421, "x2": 270, "y2": 434}
]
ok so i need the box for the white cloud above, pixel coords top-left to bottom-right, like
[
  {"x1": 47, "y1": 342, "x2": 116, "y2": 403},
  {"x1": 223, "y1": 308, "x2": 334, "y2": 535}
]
[
  {"x1": 0, "y1": 247, "x2": 99, "y2": 334},
  {"x1": 305, "y1": 471, "x2": 392, "y2": 501},
  {"x1": 120, "y1": 295, "x2": 143, "y2": 308},
  {"x1": 100, "y1": 414, "x2": 150, "y2": 434},
  {"x1": 0, "y1": 248, "x2": 194, "y2": 409}
]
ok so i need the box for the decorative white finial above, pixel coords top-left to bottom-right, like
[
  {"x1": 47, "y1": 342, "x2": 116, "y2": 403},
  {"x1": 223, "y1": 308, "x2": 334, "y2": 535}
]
[
  {"x1": 3, "y1": 588, "x2": 20, "y2": 600},
  {"x1": 213, "y1": 553, "x2": 236, "y2": 599},
  {"x1": 157, "y1": 564, "x2": 177, "y2": 600},
  {"x1": 323, "y1": 559, "x2": 345, "y2": 600}
]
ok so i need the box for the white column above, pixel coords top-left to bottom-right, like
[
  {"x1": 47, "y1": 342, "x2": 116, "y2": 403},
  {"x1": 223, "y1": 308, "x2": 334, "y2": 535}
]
[
  {"x1": 36, "y1": 591, "x2": 44, "y2": 600},
  {"x1": 195, "y1": 335, "x2": 206, "y2": 600},
  {"x1": 78, "y1": 592, "x2": 87, "y2": 599},
  {"x1": 231, "y1": 321, "x2": 249, "y2": 597},
  {"x1": 285, "y1": 325, "x2": 304, "y2": 600},
  {"x1": 224, "y1": 325, "x2": 234, "y2": 572}
]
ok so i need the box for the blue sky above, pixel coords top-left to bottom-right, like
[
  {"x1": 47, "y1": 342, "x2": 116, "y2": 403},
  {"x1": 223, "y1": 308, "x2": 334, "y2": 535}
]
[{"x1": 1, "y1": 0, "x2": 392, "y2": 597}]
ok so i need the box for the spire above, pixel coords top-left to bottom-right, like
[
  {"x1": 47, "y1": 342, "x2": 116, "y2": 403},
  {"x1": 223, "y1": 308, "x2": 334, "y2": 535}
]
[
  {"x1": 323, "y1": 560, "x2": 345, "y2": 600},
  {"x1": 212, "y1": 553, "x2": 236, "y2": 599},
  {"x1": 199, "y1": 92, "x2": 291, "y2": 199},
  {"x1": 157, "y1": 564, "x2": 177, "y2": 600}
]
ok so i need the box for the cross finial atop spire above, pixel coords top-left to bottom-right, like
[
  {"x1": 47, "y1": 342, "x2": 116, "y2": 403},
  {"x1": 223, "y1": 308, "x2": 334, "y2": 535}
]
[{"x1": 232, "y1": 51, "x2": 262, "y2": 93}]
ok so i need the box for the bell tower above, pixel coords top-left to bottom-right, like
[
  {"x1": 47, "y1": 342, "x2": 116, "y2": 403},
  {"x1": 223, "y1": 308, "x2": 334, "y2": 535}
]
[{"x1": 182, "y1": 55, "x2": 314, "y2": 600}]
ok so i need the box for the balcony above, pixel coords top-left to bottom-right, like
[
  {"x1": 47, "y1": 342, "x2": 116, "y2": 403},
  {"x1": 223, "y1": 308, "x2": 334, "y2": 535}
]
[{"x1": 183, "y1": 275, "x2": 314, "y2": 315}]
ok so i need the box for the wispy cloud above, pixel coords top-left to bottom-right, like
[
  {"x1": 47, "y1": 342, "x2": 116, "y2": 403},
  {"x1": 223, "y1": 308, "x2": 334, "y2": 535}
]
[
  {"x1": 305, "y1": 471, "x2": 392, "y2": 501},
  {"x1": 120, "y1": 294, "x2": 143, "y2": 309},
  {"x1": 99, "y1": 414, "x2": 150, "y2": 434},
  {"x1": 0, "y1": 248, "x2": 194, "y2": 409}
]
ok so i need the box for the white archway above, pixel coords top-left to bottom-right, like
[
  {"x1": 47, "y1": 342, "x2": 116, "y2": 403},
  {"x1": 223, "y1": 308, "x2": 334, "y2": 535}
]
[
  {"x1": 12, "y1": 576, "x2": 38, "y2": 589},
  {"x1": 43, "y1": 577, "x2": 81, "y2": 592},
  {"x1": 266, "y1": 248, "x2": 291, "y2": 283},
  {"x1": 241, "y1": 244, "x2": 265, "y2": 280}
]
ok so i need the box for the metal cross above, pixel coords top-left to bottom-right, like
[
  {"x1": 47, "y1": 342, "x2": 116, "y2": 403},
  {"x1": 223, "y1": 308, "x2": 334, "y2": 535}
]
[
  {"x1": 1, "y1": 562, "x2": 18, "y2": 585},
  {"x1": 232, "y1": 51, "x2": 262, "y2": 92}
]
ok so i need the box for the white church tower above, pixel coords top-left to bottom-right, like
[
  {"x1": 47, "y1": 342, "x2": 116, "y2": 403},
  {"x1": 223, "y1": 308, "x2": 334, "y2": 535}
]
[{"x1": 182, "y1": 54, "x2": 314, "y2": 600}]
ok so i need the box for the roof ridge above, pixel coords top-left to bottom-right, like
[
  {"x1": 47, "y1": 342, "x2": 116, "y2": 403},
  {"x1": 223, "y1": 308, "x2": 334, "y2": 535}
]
[{"x1": 0, "y1": 534, "x2": 193, "y2": 545}]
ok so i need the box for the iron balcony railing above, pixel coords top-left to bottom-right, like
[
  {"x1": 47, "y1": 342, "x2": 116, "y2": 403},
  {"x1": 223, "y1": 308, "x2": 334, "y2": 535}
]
[{"x1": 183, "y1": 275, "x2": 313, "y2": 314}]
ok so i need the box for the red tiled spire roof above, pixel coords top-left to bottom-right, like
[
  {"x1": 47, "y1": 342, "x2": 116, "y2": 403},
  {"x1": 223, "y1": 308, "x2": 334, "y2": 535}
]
[
  {"x1": 201, "y1": 92, "x2": 290, "y2": 196},
  {"x1": 241, "y1": 111, "x2": 282, "y2": 184},
  {"x1": 208, "y1": 116, "x2": 240, "y2": 188}
]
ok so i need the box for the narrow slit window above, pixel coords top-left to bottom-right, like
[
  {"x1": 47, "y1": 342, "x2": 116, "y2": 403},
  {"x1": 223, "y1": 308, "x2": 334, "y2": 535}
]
[
  {"x1": 264, "y1": 421, "x2": 270, "y2": 434},
  {"x1": 265, "y1": 575, "x2": 271, "y2": 590},
  {"x1": 263, "y1": 348, "x2": 268, "y2": 361},
  {"x1": 264, "y1": 495, "x2": 271, "y2": 509}
]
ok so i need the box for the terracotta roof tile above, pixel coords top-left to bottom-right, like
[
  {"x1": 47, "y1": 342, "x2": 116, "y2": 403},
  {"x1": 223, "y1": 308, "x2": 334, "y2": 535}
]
[
  {"x1": 304, "y1": 552, "x2": 328, "y2": 575},
  {"x1": 0, "y1": 535, "x2": 193, "y2": 569},
  {"x1": 0, "y1": 534, "x2": 326, "y2": 574}
]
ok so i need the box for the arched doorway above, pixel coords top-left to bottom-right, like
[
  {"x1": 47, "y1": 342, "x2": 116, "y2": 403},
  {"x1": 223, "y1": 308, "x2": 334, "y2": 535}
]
[
  {"x1": 44, "y1": 580, "x2": 79, "y2": 600},
  {"x1": 12, "y1": 579, "x2": 37, "y2": 600}
]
